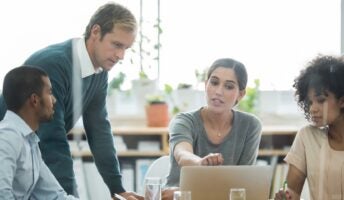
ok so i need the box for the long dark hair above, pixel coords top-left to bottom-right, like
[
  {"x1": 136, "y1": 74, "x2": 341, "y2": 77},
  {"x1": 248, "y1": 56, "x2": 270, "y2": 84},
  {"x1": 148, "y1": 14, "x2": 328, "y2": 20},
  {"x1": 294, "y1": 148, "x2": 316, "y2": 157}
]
[{"x1": 207, "y1": 58, "x2": 248, "y2": 90}]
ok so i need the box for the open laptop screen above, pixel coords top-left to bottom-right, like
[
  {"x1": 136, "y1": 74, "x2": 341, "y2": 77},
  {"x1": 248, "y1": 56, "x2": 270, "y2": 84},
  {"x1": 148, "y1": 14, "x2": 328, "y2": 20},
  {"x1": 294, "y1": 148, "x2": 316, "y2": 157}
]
[{"x1": 180, "y1": 165, "x2": 273, "y2": 200}]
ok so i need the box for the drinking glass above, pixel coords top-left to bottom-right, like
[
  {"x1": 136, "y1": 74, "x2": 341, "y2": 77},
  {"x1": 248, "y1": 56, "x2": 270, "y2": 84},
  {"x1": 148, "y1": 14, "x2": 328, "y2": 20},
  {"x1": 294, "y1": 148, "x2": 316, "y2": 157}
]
[
  {"x1": 173, "y1": 190, "x2": 192, "y2": 200},
  {"x1": 144, "y1": 177, "x2": 162, "y2": 200},
  {"x1": 229, "y1": 188, "x2": 246, "y2": 200}
]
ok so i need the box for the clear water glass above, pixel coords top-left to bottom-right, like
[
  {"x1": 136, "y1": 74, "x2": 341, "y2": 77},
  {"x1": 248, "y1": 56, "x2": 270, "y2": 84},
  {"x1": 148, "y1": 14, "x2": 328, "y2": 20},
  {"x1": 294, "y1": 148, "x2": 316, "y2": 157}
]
[
  {"x1": 173, "y1": 190, "x2": 192, "y2": 200},
  {"x1": 144, "y1": 177, "x2": 162, "y2": 200},
  {"x1": 229, "y1": 188, "x2": 246, "y2": 200}
]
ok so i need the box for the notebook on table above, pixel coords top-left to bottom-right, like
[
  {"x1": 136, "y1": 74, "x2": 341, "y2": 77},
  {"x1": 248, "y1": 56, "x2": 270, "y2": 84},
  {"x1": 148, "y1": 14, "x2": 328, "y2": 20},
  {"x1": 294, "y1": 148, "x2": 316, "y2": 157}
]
[{"x1": 180, "y1": 165, "x2": 273, "y2": 200}]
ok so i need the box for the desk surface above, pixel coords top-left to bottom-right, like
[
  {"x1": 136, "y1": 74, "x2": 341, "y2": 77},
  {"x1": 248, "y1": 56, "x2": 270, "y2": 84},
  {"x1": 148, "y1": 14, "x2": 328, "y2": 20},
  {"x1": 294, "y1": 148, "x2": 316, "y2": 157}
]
[{"x1": 70, "y1": 125, "x2": 299, "y2": 135}]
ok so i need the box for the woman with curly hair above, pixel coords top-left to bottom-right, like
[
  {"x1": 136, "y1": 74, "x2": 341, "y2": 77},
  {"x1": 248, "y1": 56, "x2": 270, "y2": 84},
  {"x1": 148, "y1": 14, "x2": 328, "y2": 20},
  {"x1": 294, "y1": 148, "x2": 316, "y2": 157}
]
[{"x1": 275, "y1": 55, "x2": 344, "y2": 200}]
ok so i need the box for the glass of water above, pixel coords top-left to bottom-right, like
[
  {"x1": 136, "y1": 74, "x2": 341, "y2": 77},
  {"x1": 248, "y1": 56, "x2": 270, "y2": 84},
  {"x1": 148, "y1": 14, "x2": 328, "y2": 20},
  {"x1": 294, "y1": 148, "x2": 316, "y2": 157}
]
[
  {"x1": 229, "y1": 188, "x2": 246, "y2": 200},
  {"x1": 144, "y1": 177, "x2": 162, "y2": 200},
  {"x1": 173, "y1": 190, "x2": 192, "y2": 200}
]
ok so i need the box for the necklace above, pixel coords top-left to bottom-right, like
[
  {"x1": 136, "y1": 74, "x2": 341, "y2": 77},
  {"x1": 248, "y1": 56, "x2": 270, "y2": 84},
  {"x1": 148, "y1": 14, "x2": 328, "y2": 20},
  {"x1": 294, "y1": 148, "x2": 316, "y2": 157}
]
[
  {"x1": 203, "y1": 107, "x2": 230, "y2": 138},
  {"x1": 214, "y1": 124, "x2": 228, "y2": 138}
]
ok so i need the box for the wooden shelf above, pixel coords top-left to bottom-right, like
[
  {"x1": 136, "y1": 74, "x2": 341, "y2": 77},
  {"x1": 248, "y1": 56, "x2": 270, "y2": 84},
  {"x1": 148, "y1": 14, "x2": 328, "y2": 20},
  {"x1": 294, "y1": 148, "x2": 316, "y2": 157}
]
[
  {"x1": 118, "y1": 150, "x2": 167, "y2": 157},
  {"x1": 259, "y1": 126, "x2": 297, "y2": 157},
  {"x1": 258, "y1": 149, "x2": 289, "y2": 156},
  {"x1": 70, "y1": 126, "x2": 169, "y2": 158},
  {"x1": 262, "y1": 125, "x2": 298, "y2": 135},
  {"x1": 69, "y1": 126, "x2": 168, "y2": 135},
  {"x1": 70, "y1": 125, "x2": 297, "y2": 136},
  {"x1": 113, "y1": 126, "x2": 168, "y2": 135},
  {"x1": 70, "y1": 125, "x2": 298, "y2": 158},
  {"x1": 72, "y1": 150, "x2": 167, "y2": 157}
]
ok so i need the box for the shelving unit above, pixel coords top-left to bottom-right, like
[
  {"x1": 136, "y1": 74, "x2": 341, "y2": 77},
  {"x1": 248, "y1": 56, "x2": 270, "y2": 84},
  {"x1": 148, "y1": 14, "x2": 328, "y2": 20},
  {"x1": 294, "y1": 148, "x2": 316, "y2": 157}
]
[
  {"x1": 69, "y1": 126, "x2": 169, "y2": 158},
  {"x1": 258, "y1": 125, "x2": 298, "y2": 157},
  {"x1": 259, "y1": 126, "x2": 301, "y2": 199},
  {"x1": 69, "y1": 126, "x2": 169, "y2": 194},
  {"x1": 70, "y1": 125, "x2": 298, "y2": 158},
  {"x1": 69, "y1": 125, "x2": 299, "y2": 195}
]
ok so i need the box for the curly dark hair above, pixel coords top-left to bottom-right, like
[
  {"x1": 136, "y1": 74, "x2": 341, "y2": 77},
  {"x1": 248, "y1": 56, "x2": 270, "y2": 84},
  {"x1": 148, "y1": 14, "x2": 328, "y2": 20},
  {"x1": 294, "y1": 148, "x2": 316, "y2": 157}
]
[{"x1": 293, "y1": 55, "x2": 344, "y2": 120}]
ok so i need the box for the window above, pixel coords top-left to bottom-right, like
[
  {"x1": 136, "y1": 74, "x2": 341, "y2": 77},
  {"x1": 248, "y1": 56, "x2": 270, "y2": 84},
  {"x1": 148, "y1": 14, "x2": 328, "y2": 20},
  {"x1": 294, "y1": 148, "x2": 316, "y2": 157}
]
[
  {"x1": 0, "y1": 0, "x2": 340, "y2": 90},
  {"x1": 159, "y1": 0, "x2": 340, "y2": 90}
]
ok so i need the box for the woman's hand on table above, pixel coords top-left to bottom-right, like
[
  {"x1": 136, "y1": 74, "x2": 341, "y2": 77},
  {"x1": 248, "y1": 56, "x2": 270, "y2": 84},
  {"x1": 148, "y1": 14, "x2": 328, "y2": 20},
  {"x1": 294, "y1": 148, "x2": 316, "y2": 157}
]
[
  {"x1": 162, "y1": 187, "x2": 179, "y2": 200},
  {"x1": 274, "y1": 188, "x2": 300, "y2": 200},
  {"x1": 115, "y1": 191, "x2": 144, "y2": 200}
]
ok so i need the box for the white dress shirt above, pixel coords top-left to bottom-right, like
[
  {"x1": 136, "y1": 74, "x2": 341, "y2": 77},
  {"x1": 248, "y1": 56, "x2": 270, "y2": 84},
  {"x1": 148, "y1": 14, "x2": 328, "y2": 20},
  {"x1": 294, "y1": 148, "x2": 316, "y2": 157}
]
[{"x1": 0, "y1": 110, "x2": 78, "y2": 200}]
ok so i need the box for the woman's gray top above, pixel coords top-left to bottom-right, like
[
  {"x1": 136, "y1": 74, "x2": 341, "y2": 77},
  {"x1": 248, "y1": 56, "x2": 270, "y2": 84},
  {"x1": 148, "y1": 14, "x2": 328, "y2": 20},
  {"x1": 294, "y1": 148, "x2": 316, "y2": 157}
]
[{"x1": 165, "y1": 107, "x2": 262, "y2": 187}]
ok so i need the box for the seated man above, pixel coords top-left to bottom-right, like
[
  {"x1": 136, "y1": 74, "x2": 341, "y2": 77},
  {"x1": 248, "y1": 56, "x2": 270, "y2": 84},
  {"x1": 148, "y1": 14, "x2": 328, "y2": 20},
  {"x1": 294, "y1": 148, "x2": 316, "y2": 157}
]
[{"x1": 0, "y1": 66, "x2": 78, "y2": 199}]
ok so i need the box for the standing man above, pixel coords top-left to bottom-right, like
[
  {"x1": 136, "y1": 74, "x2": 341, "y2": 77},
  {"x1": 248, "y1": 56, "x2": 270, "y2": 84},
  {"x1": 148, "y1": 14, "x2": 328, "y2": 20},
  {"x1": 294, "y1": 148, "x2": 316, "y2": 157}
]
[
  {"x1": 0, "y1": 66, "x2": 78, "y2": 199},
  {"x1": 0, "y1": 2, "x2": 142, "y2": 200}
]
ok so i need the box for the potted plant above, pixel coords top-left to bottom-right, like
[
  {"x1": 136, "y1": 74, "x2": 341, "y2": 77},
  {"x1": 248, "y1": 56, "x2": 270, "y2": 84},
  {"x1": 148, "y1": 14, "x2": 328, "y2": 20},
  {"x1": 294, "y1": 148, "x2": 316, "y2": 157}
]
[
  {"x1": 195, "y1": 68, "x2": 207, "y2": 90},
  {"x1": 131, "y1": 71, "x2": 159, "y2": 117},
  {"x1": 177, "y1": 83, "x2": 192, "y2": 90},
  {"x1": 107, "y1": 72, "x2": 126, "y2": 110},
  {"x1": 165, "y1": 82, "x2": 205, "y2": 115},
  {"x1": 130, "y1": 2, "x2": 162, "y2": 116},
  {"x1": 237, "y1": 79, "x2": 260, "y2": 113},
  {"x1": 145, "y1": 94, "x2": 169, "y2": 127},
  {"x1": 108, "y1": 72, "x2": 126, "y2": 95},
  {"x1": 164, "y1": 84, "x2": 180, "y2": 116}
]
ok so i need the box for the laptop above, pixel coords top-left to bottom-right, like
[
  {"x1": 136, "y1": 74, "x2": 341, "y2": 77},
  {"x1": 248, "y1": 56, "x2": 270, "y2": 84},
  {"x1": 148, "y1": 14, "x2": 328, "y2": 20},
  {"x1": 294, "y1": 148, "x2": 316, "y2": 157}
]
[{"x1": 180, "y1": 165, "x2": 273, "y2": 200}]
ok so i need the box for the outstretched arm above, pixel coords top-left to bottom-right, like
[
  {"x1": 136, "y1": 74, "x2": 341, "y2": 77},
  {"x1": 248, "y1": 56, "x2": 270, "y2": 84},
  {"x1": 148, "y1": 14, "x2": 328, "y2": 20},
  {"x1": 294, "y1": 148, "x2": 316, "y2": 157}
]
[{"x1": 174, "y1": 141, "x2": 224, "y2": 166}]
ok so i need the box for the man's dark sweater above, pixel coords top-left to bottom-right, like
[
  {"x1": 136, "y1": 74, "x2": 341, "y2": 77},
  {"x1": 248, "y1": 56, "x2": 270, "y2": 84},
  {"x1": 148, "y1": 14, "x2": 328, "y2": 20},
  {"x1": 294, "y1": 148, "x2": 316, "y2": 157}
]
[{"x1": 0, "y1": 39, "x2": 124, "y2": 196}]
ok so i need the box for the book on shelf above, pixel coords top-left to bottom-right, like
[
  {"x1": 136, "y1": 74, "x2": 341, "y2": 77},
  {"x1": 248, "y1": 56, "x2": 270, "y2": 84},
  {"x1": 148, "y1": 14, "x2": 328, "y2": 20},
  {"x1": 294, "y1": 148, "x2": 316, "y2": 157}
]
[
  {"x1": 270, "y1": 163, "x2": 288, "y2": 198},
  {"x1": 114, "y1": 135, "x2": 127, "y2": 151},
  {"x1": 73, "y1": 158, "x2": 89, "y2": 200},
  {"x1": 269, "y1": 163, "x2": 310, "y2": 199},
  {"x1": 256, "y1": 159, "x2": 269, "y2": 166},
  {"x1": 121, "y1": 163, "x2": 134, "y2": 192},
  {"x1": 137, "y1": 141, "x2": 160, "y2": 151},
  {"x1": 83, "y1": 162, "x2": 112, "y2": 200},
  {"x1": 135, "y1": 159, "x2": 154, "y2": 194}
]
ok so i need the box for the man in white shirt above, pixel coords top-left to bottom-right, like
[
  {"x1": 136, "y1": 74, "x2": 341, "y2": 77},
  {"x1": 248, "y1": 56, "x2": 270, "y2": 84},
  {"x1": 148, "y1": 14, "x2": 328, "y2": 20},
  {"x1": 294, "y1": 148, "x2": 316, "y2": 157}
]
[{"x1": 0, "y1": 66, "x2": 78, "y2": 199}]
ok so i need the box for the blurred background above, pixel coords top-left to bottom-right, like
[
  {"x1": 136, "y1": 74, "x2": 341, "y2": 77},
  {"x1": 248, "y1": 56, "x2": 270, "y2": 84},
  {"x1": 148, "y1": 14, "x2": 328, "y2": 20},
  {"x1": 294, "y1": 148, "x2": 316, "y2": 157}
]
[{"x1": 0, "y1": 0, "x2": 342, "y2": 199}]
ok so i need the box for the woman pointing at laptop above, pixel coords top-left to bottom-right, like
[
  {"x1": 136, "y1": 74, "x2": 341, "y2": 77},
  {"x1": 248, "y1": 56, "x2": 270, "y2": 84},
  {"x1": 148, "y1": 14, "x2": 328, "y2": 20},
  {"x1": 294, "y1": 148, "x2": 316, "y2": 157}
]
[{"x1": 162, "y1": 58, "x2": 262, "y2": 199}]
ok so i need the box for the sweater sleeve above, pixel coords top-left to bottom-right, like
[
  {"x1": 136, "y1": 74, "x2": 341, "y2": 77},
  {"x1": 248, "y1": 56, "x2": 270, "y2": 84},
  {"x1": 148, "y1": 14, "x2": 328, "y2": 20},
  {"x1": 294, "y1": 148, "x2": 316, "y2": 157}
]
[
  {"x1": 82, "y1": 75, "x2": 125, "y2": 195},
  {"x1": 0, "y1": 95, "x2": 6, "y2": 120},
  {"x1": 238, "y1": 114, "x2": 262, "y2": 165},
  {"x1": 168, "y1": 113, "x2": 195, "y2": 155}
]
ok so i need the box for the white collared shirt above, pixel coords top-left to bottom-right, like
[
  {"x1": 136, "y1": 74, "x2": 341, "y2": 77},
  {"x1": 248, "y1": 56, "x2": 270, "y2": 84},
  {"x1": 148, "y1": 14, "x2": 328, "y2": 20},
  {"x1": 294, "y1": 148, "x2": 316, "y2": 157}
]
[
  {"x1": 73, "y1": 37, "x2": 103, "y2": 78},
  {"x1": 0, "y1": 111, "x2": 78, "y2": 200}
]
